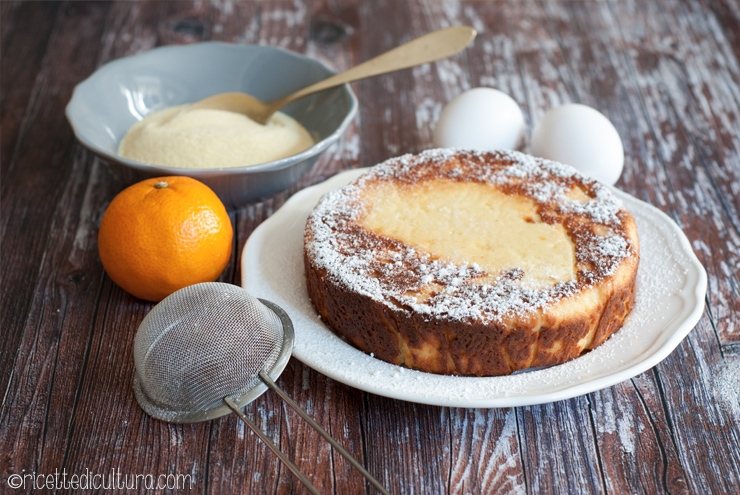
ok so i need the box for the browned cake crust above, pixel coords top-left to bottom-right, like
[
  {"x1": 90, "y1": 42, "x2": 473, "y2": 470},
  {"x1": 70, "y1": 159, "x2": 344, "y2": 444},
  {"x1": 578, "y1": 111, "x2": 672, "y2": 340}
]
[{"x1": 304, "y1": 149, "x2": 640, "y2": 376}]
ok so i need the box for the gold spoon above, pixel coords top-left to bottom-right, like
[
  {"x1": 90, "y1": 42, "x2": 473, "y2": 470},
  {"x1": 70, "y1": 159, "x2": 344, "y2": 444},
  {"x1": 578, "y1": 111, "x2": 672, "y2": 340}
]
[{"x1": 186, "y1": 26, "x2": 477, "y2": 124}]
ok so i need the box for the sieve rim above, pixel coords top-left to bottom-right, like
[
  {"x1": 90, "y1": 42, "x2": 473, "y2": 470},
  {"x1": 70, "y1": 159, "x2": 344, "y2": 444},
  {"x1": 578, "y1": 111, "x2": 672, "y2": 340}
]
[{"x1": 133, "y1": 297, "x2": 295, "y2": 424}]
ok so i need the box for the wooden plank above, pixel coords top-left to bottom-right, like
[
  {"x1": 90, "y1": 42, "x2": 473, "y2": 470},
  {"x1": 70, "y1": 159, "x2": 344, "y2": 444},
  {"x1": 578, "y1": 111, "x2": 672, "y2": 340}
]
[
  {"x1": 447, "y1": 408, "x2": 526, "y2": 494},
  {"x1": 598, "y1": 0, "x2": 740, "y2": 346},
  {"x1": 395, "y1": 4, "x2": 536, "y2": 493},
  {"x1": 352, "y1": 0, "x2": 420, "y2": 167},
  {"x1": 197, "y1": 2, "x2": 356, "y2": 493},
  {"x1": 518, "y1": 399, "x2": 606, "y2": 494},
  {"x1": 0, "y1": 0, "x2": 60, "y2": 365},
  {"x1": 0, "y1": 0, "x2": 116, "y2": 483},
  {"x1": 701, "y1": 0, "x2": 740, "y2": 63},
  {"x1": 508, "y1": 0, "x2": 739, "y2": 492},
  {"x1": 652, "y1": 322, "x2": 740, "y2": 493},
  {"x1": 591, "y1": 378, "x2": 690, "y2": 494},
  {"x1": 16, "y1": 2, "x2": 221, "y2": 493},
  {"x1": 459, "y1": 2, "x2": 730, "y2": 493},
  {"x1": 315, "y1": 3, "x2": 483, "y2": 494},
  {"x1": 459, "y1": 3, "x2": 607, "y2": 493},
  {"x1": 0, "y1": 0, "x2": 62, "y2": 440},
  {"x1": 0, "y1": 1, "x2": 61, "y2": 176},
  {"x1": 304, "y1": 0, "x2": 363, "y2": 182},
  {"x1": 559, "y1": 1, "x2": 740, "y2": 485}
]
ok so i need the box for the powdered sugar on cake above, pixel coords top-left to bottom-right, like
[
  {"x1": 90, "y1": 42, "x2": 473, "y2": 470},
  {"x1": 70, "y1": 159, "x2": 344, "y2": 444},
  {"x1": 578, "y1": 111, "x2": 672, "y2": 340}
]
[{"x1": 305, "y1": 149, "x2": 636, "y2": 323}]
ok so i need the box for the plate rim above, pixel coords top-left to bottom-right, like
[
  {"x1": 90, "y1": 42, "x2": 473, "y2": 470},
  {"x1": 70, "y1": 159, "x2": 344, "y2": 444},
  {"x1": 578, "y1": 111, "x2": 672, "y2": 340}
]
[{"x1": 242, "y1": 167, "x2": 707, "y2": 407}]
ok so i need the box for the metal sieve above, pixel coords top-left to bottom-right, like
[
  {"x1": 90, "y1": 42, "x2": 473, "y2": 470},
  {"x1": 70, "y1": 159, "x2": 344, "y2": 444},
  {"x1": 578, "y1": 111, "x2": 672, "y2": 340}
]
[{"x1": 133, "y1": 282, "x2": 389, "y2": 495}]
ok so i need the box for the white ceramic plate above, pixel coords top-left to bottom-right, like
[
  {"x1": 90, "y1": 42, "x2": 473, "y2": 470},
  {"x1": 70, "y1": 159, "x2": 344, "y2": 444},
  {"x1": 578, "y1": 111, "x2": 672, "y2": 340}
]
[{"x1": 242, "y1": 168, "x2": 707, "y2": 407}]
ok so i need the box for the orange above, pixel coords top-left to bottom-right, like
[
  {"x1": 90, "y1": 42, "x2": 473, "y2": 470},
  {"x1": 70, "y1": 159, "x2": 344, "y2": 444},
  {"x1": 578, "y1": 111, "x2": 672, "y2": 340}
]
[{"x1": 98, "y1": 176, "x2": 233, "y2": 302}]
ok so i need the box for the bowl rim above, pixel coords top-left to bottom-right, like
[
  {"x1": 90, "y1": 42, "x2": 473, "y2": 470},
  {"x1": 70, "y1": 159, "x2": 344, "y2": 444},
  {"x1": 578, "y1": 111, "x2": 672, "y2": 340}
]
[{"x1": 65, "y1": 41, "x2": 358, "y2": 176}]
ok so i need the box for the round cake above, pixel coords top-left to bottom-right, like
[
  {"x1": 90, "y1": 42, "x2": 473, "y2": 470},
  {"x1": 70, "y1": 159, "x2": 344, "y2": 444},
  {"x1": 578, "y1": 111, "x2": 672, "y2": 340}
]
[{"x1": 304, "y1": 149, "x2": 640, "y2": 376}]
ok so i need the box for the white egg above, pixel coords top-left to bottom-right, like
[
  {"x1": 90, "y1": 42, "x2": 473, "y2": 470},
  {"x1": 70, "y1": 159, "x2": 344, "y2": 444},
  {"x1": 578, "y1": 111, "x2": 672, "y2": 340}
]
[
  {"x1": 530, "y1": 103, "x2": 624, "y2": 185},
  {"x1": 433, "y1": 87, "x2": 525, "y2": 151}
]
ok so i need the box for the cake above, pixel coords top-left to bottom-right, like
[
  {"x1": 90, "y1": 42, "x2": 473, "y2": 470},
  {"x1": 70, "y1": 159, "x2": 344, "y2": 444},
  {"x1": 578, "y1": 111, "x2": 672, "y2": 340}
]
[{"x1": 303, "y1": 149, "x2": 639, "y2": 376}]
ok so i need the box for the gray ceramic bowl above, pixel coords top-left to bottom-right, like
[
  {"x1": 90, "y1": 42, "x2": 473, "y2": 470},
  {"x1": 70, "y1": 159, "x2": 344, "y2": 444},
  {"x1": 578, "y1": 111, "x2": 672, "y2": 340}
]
[{"x1": 66, "y1": 42, "x2": 357, "y2": 208}]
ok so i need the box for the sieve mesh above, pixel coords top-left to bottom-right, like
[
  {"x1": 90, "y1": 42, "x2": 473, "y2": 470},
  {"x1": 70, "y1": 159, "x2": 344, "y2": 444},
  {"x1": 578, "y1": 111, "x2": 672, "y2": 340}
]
[{"x1": 133, "y1": 283, "x2": 284, "y2": 417}]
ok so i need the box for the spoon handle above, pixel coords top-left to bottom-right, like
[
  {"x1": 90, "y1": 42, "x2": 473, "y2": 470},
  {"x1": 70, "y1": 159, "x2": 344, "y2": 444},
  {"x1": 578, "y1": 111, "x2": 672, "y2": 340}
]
[{"x1": 270, "y1": 26, "x2": 476, "y2": 111}]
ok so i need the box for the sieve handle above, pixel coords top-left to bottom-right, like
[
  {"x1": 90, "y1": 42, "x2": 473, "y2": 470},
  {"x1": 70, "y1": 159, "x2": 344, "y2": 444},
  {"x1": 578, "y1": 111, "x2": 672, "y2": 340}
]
[
  {"x1": 223, "y1": 396, "x2": 321, "y2": 495},
  {"x1": 259, "y1": 371, "x2": 391, "y2": 495}
]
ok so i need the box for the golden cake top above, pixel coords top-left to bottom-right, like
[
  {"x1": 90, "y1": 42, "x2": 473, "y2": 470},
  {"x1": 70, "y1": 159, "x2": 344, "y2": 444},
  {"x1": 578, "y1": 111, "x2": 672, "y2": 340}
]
[{"x1": 305, "y1": 149, "x2": 638, "y2": 323}]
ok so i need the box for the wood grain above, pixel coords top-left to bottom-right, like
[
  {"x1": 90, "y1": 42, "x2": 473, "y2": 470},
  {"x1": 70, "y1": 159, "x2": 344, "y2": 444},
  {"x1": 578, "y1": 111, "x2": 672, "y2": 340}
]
[{"x1": 1, "y1": 1, "x2": 738, "y2": 494}]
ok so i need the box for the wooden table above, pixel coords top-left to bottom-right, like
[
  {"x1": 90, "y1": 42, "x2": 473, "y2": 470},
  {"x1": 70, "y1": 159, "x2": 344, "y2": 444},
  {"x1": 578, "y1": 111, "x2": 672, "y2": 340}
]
[{"x1": 2, "y1": 1, "x2": 739, "y2": 493}]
